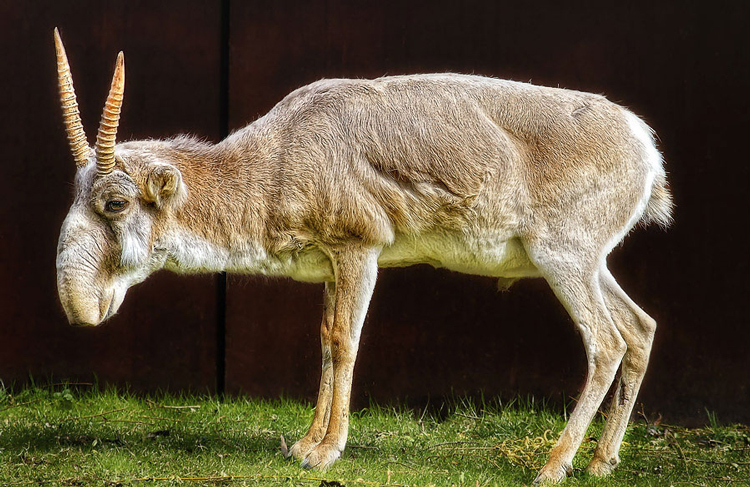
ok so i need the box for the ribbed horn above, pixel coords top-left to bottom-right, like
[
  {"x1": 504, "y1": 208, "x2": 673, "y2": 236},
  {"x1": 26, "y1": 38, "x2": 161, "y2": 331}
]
[
  {"x1": 54, "y1": 28, "x2": 90, "y2": 168},
  {"x1": 95, "y1": 51, "x2": 125, "y2": 176}
]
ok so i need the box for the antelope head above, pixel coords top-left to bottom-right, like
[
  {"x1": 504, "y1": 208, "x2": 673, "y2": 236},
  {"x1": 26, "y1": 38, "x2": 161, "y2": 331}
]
[{"x1": 54, "y1": 29, "x2": 185, "y2": 326}]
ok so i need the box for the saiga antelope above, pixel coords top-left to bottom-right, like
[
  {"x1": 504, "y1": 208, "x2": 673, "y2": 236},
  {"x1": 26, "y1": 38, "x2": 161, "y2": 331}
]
[{"x1": 52, "y1": 29, "x2": 672, "y2": 484}]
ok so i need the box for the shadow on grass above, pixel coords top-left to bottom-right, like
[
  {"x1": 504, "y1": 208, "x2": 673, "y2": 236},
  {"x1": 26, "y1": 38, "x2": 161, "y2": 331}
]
[{"x1": 1, "y1": 420, "x2": 284, "y2": 458}]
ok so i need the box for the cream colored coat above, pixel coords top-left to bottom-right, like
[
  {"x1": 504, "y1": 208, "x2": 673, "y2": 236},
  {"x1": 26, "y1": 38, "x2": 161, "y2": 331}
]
[{"x1": 54, "y1": 29, "x2": 671, "y2": 485}]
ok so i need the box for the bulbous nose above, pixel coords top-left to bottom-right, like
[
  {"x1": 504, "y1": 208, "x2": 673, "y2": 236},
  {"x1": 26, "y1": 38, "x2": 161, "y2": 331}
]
[
  {"x1": 59, "y1": 285, "x2": 110, "y2": 327},
  {"x1": 56, "y1": 210, "x2": 114, "y2": 326},
  {"x1": 58, "y1": 271, "x2": 123, "y2": 327}
]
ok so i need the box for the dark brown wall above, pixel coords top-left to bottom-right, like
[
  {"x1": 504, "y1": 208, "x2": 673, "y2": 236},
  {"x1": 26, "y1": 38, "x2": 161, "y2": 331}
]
[
  {"x1": 1, "y1": 0, "x2": 748, "y2": 424},
  {"x1": 0, "y1": 1, "x2": 222, "y2": 392}
]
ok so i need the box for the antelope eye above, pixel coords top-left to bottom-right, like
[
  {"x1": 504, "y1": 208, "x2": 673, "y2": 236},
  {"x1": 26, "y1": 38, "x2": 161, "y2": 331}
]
[{"x1": 105, "y1": 199, "x2": 129, "y2": 213}]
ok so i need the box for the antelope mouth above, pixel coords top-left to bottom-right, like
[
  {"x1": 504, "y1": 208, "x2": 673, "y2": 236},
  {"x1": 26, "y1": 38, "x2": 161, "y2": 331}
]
[
  {"x1": 97, "y1": 287, "x2": 125, "y2": 325},
  {"x1": 101, "y1": 293, "x2": 116, "y2": 323}
]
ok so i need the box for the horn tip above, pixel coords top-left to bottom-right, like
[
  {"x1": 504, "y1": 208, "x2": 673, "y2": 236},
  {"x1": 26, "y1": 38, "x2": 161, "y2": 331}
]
[{"x1": 53, "y1": 28, "x2": 67, "y2": 60}]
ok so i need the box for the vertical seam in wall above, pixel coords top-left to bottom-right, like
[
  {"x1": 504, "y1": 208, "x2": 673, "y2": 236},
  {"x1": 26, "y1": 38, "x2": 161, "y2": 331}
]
[{"x1": 216, "y1": 0, "x2": 231, "y2": 398}]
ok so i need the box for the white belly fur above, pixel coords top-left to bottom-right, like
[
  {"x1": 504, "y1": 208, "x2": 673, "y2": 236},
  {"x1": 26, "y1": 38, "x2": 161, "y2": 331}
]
[
  {"x1": 162, "y1": 227, "x2": 539, "y2": 283},
  {"x1": 378, "y1": 232, "x2": 540, "y2": 278}
]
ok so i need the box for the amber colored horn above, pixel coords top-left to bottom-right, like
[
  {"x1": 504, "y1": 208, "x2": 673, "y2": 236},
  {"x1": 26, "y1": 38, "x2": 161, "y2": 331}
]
[
  {"x1": 54, "y1": 28, "x2": 90, "y2": 168},
  {"x1": 95, "y1": 51, "x2": 125, "y2": 176}
]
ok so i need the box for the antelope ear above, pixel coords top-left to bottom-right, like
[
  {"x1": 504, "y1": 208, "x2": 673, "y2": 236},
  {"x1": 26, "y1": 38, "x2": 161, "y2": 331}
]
[{"x1": 143, "y1": 163, "x2": 185, "y2": 208}]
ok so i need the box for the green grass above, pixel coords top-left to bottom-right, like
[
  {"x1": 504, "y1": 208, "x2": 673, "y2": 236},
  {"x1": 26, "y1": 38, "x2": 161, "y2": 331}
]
[{"x1": 0, "y1": 385, "x2": 748, "y2": 486}]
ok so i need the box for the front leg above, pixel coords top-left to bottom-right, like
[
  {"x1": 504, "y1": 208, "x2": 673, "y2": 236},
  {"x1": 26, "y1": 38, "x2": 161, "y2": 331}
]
[
  {"x1": 300, "y1": 245, "x2": 380, "y2": 470},
  {"x1": 289, "y1": 281, "x2": 336, "y2": 459}
]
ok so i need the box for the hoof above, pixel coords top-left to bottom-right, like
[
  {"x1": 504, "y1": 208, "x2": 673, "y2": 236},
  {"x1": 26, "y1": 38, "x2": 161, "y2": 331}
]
[
  {"x1": 300, "y1": 442, "x2": 342, "y2": 471},
  {"x1": 288, "y1": 436, "x2": 319, "y2": 460},
  {"x1": 585, "y1": 456, "x2": 619, "y2": 477},
  {"x1": 533, "y1": 462, "x2": 573, "y2": 485}
]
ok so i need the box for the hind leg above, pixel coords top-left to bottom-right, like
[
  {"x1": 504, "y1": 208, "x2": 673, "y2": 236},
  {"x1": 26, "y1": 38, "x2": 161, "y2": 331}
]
[
  {"x1": 531, "y1": 255, "x2": 626, "y2": 485},
  {"x1": 585, "y1": 268, "x2": 656, "y2": 475}
]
